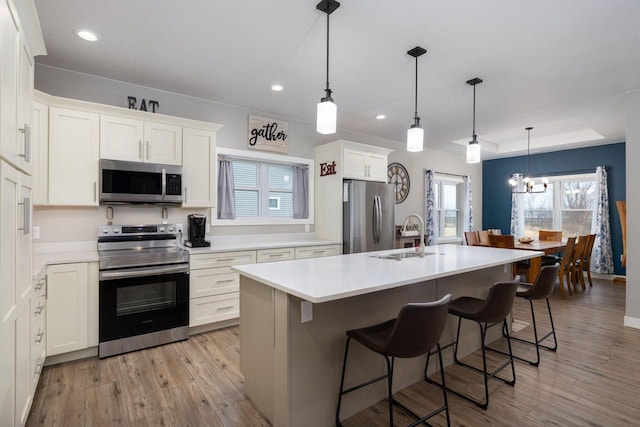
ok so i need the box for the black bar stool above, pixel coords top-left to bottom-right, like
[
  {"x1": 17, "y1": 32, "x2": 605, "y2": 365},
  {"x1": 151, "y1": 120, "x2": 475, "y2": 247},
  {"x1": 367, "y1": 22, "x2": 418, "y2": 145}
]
[
  {"x1": 425, "y1": 277, "x2": 519, "y2": 410},
  {"x1": 336, "y1": 294, "x2": 452, "y2": 427},
  {"x1": 491, "y1": 263, "x2": 560, "y2": 366}
]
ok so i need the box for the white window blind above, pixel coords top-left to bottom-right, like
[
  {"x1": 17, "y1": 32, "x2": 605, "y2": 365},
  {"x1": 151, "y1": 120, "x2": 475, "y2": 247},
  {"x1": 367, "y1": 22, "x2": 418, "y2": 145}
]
[{"x1": 232, "y1": 159, "x2": 294, "y2": 218}]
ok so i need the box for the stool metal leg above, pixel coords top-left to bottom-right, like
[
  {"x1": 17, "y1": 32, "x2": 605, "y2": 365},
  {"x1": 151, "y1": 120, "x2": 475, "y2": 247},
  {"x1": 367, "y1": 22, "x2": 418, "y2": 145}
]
[
  {"x1": 386, "y1": 356, "x2": 394, "y2": 427},
  {"x1": 336, "y1": 337, "x2": 352, "y2": 427}
]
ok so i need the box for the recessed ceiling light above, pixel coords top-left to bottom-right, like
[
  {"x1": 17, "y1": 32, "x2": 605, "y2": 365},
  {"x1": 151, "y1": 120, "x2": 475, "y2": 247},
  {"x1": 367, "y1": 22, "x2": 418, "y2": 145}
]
[
  {"x1": 376, "y1": 114, "x2": 386, "y2": 120},
  {"x1": 271, "y1": 84, "x2": 284, "y2": 92},
  {"x1": 74, "y1": 29, "x2": 99, "y2": 42}
]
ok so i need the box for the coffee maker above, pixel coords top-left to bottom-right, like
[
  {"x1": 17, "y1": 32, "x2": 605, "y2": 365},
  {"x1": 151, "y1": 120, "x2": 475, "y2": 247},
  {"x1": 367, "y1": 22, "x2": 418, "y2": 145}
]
[{"x1": 186, "y1": 214, "x2": 210, "y2": 247}]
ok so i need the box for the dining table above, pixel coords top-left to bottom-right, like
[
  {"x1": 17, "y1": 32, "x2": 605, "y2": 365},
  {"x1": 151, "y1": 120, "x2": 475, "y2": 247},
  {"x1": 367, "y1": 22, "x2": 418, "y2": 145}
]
[{"x1": 514, "y1": 240, "x2": 566, "y2": 282}]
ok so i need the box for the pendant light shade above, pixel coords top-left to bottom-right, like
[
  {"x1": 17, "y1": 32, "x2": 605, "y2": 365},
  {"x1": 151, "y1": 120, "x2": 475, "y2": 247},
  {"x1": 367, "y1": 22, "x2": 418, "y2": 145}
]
[
  {"x1": 316, "y1": 0, "x2": 340, "y2": 135},
  {"x1": 407, "y1": 46, "x2": 426, "y2": 152},
  {"x1": 466, "y1": 77, "x2": 483, "y2": 164},
  {"x1": 317, "y1": 99, "x2": 337, "y2": 134}
]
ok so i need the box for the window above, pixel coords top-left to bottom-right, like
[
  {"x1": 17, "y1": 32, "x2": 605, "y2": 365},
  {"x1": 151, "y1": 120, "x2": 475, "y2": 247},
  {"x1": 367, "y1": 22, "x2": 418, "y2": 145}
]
[
  {"x1": 433, "y1": 176, "x2": 463, "y2": 240},
  {"x1": 523, "y1": 173, "x2": 596, "y2": 238},
  {"x1": 232, "y1": 160, "x2": 294, "y2": 218},
  {"x1": 214, "y1": 148, "x2": 314, "y2": 226}
]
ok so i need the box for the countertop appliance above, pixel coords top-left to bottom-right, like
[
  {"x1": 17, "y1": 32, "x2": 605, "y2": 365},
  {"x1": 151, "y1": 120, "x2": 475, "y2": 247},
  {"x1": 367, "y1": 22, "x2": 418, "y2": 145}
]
[
  {"x1": 100, "y1": 159, "x2": 183, "y2": 205},
  {"x1": 186, "y1": 214, "x2": 210, "y2": 248},
  {"x1": 97, "y1": 223, "x2": 189, "y2": 358},
  {"x1": 343, "y1": 180, "x2": 395, "y2": 254}
]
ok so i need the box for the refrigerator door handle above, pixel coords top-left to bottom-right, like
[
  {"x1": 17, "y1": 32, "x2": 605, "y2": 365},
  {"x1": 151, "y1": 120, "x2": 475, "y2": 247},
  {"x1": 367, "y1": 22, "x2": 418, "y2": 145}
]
[{"x1": 373, "y1": 195, "x2": 381, "y2": 244}]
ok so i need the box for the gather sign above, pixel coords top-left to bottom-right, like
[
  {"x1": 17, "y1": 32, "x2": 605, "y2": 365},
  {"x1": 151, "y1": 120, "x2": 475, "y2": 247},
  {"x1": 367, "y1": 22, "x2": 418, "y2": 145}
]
[{"x1": 247, "y1": 115, "x2": 289, "y2": 153}]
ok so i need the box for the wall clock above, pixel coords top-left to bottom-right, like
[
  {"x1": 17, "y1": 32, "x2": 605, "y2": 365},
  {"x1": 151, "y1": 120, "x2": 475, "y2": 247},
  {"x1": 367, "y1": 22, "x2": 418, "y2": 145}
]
[{"x1": 387, "y1": 162, "x2": 410, "y2": 204}]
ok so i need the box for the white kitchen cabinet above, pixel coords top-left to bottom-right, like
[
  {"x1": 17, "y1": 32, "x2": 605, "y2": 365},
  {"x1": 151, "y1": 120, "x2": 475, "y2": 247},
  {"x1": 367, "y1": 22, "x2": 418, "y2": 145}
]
[
  {"x1": 256, "y1": 247, "x2": 295, "y2": 263},
  {"x1": 100, "y1": 115, "x2": 182, "y2": 165},
  {"x1": 343, "y1": 148, "x2": 388, "y2": 182},
  {"x1": 31, "y1": 101, "x2": 48, "y2": 205},
  {"x1": 294, "y1": 244, "x2": 342, "y2": 260},
  {"x1": 182, "y1": 127, "x2": 216, "y2": 207},
  {"x1": 46, "y1": 263, "x2": 89, "y2": 356},
  {"x1": 29, "y1": 273, "x2": 46, "y2": 398},
  {"x1": 189, "y1": 251, "x2": 256, "y2": 327},
  {"x1": 1, "y1": 0, "x2": 34, "y2": 176},
  {"x1": 48, "y1": 107, "x2": 100, "y2": 206}
]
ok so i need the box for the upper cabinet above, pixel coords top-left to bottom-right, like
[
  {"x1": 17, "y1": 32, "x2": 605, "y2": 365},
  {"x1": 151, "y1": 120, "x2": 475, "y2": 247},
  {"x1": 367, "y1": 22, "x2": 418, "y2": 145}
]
[
  {"x1": 0, "y1": 0, "x2": 35, "y2": 175},
  {"x1": 343, "y1": 148, "x2": 389, "y2": 182},
  {"x1": 48, "y1": 107, "x2": 100, "y2": 206},
  {"x1": 100, "y1": 115, "x2": 182, "y2": 165},
  {"x1": 182, "y1": 127, "x2": 217, "y2": 208}
]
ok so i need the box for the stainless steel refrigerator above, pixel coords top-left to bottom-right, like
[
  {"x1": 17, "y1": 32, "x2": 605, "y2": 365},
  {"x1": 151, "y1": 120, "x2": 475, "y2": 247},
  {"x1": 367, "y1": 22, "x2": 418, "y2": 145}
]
[{"x1": 343, "y1": 180, "x2": 395, "y2": 254}]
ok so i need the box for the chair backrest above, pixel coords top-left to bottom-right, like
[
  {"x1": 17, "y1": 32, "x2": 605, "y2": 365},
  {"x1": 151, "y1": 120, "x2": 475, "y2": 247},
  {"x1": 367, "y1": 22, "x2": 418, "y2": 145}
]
[
  {"x1": 475, "y1": 278, "x2": 520, "y2": 324},
  {"x1": 539, "y1": 230, "x2": 563, "y2": 241},
  {"x1": 489, "y1": 234, "x2": 515, "y2": 249},
  {"x1": 584, "y1": 234, "x2": 596, "y2": 262},
  {"x1": 464, "y1": 231, "x2": 479, "y2": 246},
  {"x1": 488, "y1": 228, "x2": 502, "y2": 236},
  {"x1": 560, "y1": 237, "x2": 577, "y2": 270},
  {"x1": 384, "y1": 294, "x2": 452, "y2": 358},
  {"x1": 572, "y1": 235, "x2": 588, "y2": 265},
  {"x1": 521, "y1": 263, "x2": 561, "y2": 300},
  {"x1": 478, "y1": 230, "x2": 490, "y2": 246}
]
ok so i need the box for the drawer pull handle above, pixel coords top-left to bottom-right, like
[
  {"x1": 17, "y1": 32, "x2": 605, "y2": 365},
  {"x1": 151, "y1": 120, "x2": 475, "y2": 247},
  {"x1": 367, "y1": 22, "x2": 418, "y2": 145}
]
[
  {"x1": 35, "y1": 364, "x2": 43, "y2": 375},
  {"x1": 217, "y1": 279, "x2": 235, "y2": 284},
  {"x1": 269, "y1": 253, "x2": 285, "y2": 257},
  {"x1": 35, "y1": 332, "x2": 44, "y2": 343},
  {"x1": 35, "y1": 282, "x2": 44, "y2": 291},
  {"x1": 217, "y1": 305, "x2": 235, "y2": 312},
  {"x1": 35, "y1": 305, "x2": 44, "y2": 315},
  {"x1": 312, "y1": 250, "x2": 325, "y2": 254},
  {"x1": 216, "y1": 258, "x2": 234, "y2": 263}
]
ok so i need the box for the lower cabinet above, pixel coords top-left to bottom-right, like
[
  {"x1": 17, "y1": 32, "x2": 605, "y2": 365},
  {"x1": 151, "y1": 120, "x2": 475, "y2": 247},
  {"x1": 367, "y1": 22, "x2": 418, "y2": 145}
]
[
  {"x1": 188, "y1": 244, "x2": 342, "y2": 329},
  {"x1": 46, "y1": 262, "x2": 98, "y2": 356}
]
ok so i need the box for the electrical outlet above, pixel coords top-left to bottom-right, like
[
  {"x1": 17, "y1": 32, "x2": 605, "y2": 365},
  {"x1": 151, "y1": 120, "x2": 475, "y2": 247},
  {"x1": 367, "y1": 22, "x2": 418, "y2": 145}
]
[
  {"x1": 301, "y1": 301, "x2": 313, "y2": 323},
  {"x1": 32, "y1": 226, "x2": 40, "y2": 239},
  {"x1": 176, "y1": 223, "x2": 183, "y2": 233}
]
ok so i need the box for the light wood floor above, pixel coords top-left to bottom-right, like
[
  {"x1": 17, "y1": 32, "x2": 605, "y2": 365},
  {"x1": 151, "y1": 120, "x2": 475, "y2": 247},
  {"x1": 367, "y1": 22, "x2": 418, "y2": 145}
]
[{"x1": 27, "y1": 279, "x2": 640, "y2": 426}]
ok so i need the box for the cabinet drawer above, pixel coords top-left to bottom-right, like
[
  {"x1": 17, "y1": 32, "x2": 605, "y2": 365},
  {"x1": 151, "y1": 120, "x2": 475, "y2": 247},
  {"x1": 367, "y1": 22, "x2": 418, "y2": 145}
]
[
  {"x1": 190, "y1": 293, "x2": 239, "y2": 327},
  {"x1": 190, "y1": 268, "x2": 239, "y2": 298},
  {"x1": 295, "y1": 245, "x2": 342, "y2": 259},
  {"x1": 190, "y1": 251, "x2": 256, "y2": 269},
  {"x1": 31, "y1": 294, "x2": 46, "y2": 328},
  {"x1": 256, "y1": 247, "x2": 295, "y2": 263}
]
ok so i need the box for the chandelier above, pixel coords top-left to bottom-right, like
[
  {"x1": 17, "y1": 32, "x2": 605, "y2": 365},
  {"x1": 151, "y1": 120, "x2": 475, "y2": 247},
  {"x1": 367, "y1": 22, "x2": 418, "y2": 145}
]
[{"x1": 508, "y1": 127, "x2": 548, "y2": 194}]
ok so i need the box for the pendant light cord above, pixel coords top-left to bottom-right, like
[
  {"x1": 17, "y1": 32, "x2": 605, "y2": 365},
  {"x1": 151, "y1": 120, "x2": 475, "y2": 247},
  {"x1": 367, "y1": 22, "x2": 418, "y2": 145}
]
[
  {"x1": 472, "y1": 84, "x2": 476, "y2": 139},
  {"x1": 324, "y1": 10, "x2": 331, "y2": 97},
  {"x1": 526, "y1": 127, "x2": 532, "y2": 177},
  {"x1": 414, "y1": 56, "x2": 419, "y2": 122}
]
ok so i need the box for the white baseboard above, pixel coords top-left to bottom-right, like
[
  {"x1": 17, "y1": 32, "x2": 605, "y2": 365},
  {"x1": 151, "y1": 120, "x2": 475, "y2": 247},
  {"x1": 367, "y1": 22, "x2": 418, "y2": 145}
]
[
  {"x1": 624, "y1": 316, "x2": 640, "y2": 329},
  {"x1": 591, "y1": 272, "x2": 625, "y2": 281}
]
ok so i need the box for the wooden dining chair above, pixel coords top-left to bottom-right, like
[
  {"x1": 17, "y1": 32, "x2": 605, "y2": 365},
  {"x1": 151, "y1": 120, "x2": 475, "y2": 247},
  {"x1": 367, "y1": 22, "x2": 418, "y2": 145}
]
[
  {"x1": 571, "y1": 236, "x2": 589, "y2": 293},
  {"x1": 538, "y1": 230, "x2": 563, "y2": 241},
  {"x1": 558, "y1": 237, "x2": 576, "y2": 298},
  {"x1": 478, "y1": 230, "x2": 491, "y2": 246},
  {"x1": 465, "y1": 231, "x2": 479, "y2": 246},
  {"x1": 488, "y1": 229, "x2": 502, "y2": 236},
  {"x1": 488, "y1": 235, "x2": 528, "y2": 279},
  {"x1": 582, "y1": 234, "x2": 596, "y2": 287}
]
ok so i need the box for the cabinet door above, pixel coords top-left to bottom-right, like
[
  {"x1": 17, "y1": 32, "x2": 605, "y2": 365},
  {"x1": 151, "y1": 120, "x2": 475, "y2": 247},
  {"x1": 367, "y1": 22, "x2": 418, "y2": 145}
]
[
  {"x1": 46, "y1": 263, "x2": 88, "y2": 356},
  {"x1": 16, "y1": 42, "x2": 34, "y2": 175},
  {"x1": 342, "y1": 149, "x2": 366, "y2": 180},
  {"x1": 100, "y1": 115, "x2": 144, "y2": 162},
  {"x1": 31, "y1": 102, "x2": 48, "y2": 205},
  {"x1": 367, "y1": 153, "x2": 388, "y2": 182},
  {"x1": 144, "y1": 122, "x2": 182, "y2": 165},
  {"x1": 48, "y1": 108, "x2": 99, "y2": 206},
  {"x1": 182, "y1": 127, "x2": 215, "y2": 207},
  {"x1": 0, "y1": 0, "x2": 20, "y2": 169}
]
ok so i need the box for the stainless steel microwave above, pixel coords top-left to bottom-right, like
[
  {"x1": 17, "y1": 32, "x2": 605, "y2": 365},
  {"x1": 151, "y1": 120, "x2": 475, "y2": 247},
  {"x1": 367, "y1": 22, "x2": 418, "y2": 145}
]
[{"x1": 100, "y1": 159, "x2": 183, "y2": 205}]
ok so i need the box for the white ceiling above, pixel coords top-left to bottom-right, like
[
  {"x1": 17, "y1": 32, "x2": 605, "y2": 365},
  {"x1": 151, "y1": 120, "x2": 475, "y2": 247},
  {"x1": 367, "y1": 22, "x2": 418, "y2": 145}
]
[{"x1": 33, "y1": 0, "x2": 640, "y2": 159}]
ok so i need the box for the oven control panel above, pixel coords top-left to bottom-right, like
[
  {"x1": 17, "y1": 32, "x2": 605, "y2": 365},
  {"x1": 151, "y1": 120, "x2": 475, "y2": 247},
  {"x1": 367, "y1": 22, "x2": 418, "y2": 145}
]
[{"x1": 98, "y1": 223, "x2": 183, "y2": 237}]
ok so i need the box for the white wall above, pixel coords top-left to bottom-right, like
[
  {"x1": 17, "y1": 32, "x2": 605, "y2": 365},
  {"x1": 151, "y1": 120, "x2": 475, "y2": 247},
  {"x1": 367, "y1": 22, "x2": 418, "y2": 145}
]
[
  {"x1": 624, "y1": 90, "x2": 640, "y2": 326},
  {"x1": 33, "y1": 64, "x2": 482, "y2": 243}
]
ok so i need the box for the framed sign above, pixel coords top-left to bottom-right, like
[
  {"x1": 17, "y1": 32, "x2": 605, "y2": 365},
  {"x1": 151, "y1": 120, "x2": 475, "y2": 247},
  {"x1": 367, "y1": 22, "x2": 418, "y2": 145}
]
[{"x1": 248, "y1": 115, "x2": 289, "y2": 153}]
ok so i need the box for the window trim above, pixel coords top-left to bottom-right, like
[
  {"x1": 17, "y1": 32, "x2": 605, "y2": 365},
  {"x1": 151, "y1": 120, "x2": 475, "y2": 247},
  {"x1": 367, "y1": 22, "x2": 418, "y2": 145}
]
[
  {"x1": 212, "y1": 147, "x2": 315, "y2": 226},
  {"x1": 433, "y1": 174, "x2": 464, "y2": 243}
]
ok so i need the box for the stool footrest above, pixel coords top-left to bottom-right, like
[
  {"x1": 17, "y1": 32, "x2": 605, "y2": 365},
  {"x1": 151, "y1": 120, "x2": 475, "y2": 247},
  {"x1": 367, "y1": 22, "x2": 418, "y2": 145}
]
[{"x1": 340, "y1": 373, "x2": 388, "y2": 396}]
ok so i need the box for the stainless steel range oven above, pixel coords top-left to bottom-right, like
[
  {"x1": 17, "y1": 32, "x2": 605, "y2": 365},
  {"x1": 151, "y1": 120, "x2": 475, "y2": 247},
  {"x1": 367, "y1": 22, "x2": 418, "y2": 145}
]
[{"x1": 98, "y1": 224, "x2": 189, "y2": 358}]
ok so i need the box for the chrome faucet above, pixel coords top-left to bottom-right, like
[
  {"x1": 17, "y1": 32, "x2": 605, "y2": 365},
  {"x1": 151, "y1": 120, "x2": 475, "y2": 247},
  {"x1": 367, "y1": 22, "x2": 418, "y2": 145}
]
[{"x1": 402, "y1": 214, "x2": 425, "y2": 257}]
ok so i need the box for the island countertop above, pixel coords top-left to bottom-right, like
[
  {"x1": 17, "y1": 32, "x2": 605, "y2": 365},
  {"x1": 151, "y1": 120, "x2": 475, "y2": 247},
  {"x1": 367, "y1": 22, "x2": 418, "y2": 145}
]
[{"x1": 232, "y1": 244, "x2": 542, "y2": 303}]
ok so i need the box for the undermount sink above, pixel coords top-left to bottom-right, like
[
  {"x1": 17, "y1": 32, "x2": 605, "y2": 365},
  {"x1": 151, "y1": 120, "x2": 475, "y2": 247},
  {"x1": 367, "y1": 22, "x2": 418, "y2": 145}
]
[{"x1": 373, "y1": 251, "x2": 435, "y2": 260}]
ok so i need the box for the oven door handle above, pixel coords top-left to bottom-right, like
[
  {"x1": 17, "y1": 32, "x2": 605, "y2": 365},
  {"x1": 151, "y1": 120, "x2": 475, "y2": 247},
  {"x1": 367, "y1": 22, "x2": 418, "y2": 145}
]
[{"x1": 100, "y1": 264, "x2": 189, "y2": 281}]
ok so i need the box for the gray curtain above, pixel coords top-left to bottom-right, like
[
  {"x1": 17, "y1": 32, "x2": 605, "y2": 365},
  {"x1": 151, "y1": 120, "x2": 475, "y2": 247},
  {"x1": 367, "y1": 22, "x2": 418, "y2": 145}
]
[
  {"x1": 424, "y1": 170, "x2": 436, "y2": 245},
  {"x1": 217, "y1": 157, "x2": 236, "y2": 219},
  {"x1": 292, "y1": 166, "x2": 308, "y2": 219},
  {"x1": 591, "y1": 166, "x2": 614, "y2": 273}
]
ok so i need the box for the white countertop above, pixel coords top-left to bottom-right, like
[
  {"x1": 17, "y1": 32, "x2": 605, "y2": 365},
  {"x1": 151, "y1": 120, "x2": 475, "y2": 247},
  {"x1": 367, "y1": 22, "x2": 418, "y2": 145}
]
[
  {"x1": 232, "y1": 245, "x2": 543, "y2": 303},
  {"x1": 187, "y1": 239, "x2": 341, "y2": 254},
  {"x1": 33, "y1": 251, "x2": 100, "y2": 279}
]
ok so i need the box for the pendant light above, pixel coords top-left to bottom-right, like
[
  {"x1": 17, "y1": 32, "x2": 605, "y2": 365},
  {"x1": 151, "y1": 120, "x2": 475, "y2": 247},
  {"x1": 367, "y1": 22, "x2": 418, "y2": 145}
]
[
  {"x1": 316, "y1": 0, "x2": 340, "y2": 134},
  {"x1": 509, "y1": 127, "x2": 548, "y2": 194},
  {"x1": 466, "y1": 77, "x2": 483, "y2": 164},
  {"x1": 407, "y1": 46, "x2": 426, "y2": 152}
]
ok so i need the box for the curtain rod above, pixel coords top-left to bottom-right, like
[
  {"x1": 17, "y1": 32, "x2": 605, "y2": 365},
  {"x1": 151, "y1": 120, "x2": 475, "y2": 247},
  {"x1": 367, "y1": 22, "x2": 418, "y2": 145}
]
[
  {"x1": 542, "y1": 168, "x2": 598, "y2": 177},
  {"x1": 434, "y1": 171, "x2": 467, "y2": 178}
]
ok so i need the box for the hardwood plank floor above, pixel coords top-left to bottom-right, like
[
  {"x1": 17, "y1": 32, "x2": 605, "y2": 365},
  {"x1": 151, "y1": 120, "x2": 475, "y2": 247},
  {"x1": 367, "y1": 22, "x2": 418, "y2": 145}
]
[{"x1": 26, "y1": 279, "x2": 640, "y2": 426}]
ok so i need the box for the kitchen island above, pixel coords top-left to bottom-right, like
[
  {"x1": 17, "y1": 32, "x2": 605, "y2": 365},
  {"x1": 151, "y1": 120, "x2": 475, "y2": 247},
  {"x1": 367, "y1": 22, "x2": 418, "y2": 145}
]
[{"x1": 233, "y1": 244, "x2": 542, "y2": 427}]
